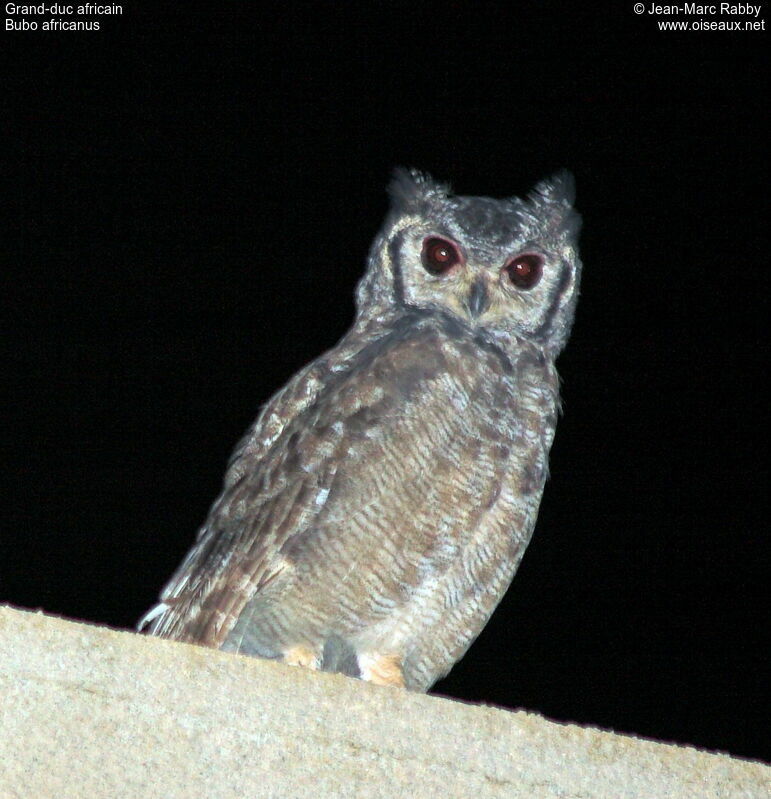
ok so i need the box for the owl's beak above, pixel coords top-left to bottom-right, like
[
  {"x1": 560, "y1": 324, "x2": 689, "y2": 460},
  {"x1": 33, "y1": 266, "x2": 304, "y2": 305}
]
[{"x1": 466, "y1": 277, "x2": 490, "y2": 319}]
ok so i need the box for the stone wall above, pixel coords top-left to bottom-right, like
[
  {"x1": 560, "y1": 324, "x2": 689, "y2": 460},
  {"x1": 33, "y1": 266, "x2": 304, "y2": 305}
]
[{"x1": 0, "y1": 606, "x2": 766, "y2": 798}]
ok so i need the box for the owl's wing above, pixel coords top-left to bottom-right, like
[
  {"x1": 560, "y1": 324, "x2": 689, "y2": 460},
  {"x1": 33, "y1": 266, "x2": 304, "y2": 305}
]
[
  {"x1": 138, "y1": 351, "x2": 330, "y2": 638},
  {"x1": 141, "y1": 322, "x2": 518, "y2": 648}
]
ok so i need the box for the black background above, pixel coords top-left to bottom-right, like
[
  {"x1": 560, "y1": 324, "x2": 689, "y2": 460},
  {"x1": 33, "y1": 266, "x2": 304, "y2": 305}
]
[{"x1": 2, "y1": 2, "x2": 768, "y2": 762}]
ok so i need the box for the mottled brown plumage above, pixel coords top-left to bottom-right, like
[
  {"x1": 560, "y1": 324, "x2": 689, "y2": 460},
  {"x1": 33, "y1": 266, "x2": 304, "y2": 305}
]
[{"x1": 139, "y1": 169, "x2": 581, "y2": 691}]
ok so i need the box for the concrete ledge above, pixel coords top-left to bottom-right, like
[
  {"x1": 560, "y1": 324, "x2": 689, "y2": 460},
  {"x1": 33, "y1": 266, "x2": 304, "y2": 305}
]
[{"x1": 0, "y1": 605, "x2": 767, "y2": 798}]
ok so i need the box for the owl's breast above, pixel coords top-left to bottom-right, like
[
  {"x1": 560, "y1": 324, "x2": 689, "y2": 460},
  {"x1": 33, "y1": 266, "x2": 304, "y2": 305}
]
[{"x1": 274, "y1": 320, "x2": 557, "y2": 596}]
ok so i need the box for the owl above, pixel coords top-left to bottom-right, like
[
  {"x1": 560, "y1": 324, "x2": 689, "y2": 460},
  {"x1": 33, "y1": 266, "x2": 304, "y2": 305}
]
[{"x1": 138, "y1": 169, "x2": 582, "y2": 692}]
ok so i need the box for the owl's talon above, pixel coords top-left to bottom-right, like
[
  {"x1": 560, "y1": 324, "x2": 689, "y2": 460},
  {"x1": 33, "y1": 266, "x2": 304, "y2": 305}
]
[
  {"x1": 358, "y1": 652, "x2": 406, "y2": 688},
  {"x1": 283, "y1": 644, "x2": 321, "y2": 670}
]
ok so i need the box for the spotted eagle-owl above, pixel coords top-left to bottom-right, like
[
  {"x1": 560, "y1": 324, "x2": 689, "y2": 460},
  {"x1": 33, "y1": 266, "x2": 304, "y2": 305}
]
[{"x1": 139, "y1": 169, "x2": 581, "y2": 692}]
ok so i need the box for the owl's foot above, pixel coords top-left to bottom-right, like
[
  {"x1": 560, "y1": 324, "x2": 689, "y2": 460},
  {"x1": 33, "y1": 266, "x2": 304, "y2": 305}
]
[
  {"x1": 283, "y1": 644, "x2": 322, "y2": 670},
  {"x1": 357, "y1": 652, "x2": 405, "y2": 688}
]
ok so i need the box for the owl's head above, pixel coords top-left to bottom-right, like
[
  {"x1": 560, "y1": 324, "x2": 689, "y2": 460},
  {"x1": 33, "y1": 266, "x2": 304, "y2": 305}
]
[{"x1": 356, "y1": 169, "x2": 582, "y2": 356}]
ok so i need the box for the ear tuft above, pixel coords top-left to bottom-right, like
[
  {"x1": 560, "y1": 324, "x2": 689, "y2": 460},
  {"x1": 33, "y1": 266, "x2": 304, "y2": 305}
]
[
  {"x1": 387, "y1": 168, "x2": 451, "y2": 215},
  {"x1": 530, "y1": 170, "x2": 576, "y2": 207},
  {"x1": 526, "y1": 170, "x2": 581, "y2": 241}
]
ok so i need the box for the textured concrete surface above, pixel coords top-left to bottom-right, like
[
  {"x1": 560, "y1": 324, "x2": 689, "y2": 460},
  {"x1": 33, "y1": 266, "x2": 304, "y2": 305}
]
[{"x1": 0, "y1": 605, "x2": 767, "y2": 798}]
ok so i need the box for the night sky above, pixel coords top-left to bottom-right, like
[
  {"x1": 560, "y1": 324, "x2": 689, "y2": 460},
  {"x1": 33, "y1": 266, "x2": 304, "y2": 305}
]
[{"x1": 3, "y1": 2, "x2": 767, "y2": 762}]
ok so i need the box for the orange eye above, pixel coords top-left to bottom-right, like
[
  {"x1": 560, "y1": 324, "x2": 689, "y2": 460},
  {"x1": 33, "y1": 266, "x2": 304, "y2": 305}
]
[
  {"x1": 504, "y1": 254, "x2": 543, "y2": 290},
  {"x1": 421, "y1": 237, "x2": 461, "y2": 275}
]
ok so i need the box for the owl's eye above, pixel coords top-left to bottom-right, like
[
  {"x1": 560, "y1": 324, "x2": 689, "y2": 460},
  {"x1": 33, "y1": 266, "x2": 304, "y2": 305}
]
[
  {"x1": 421, "y1": 237, "x2": 461, "y2": 275},
  {"x1": 503, "y1": 254, "x2": 543, "y2": 290}
]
